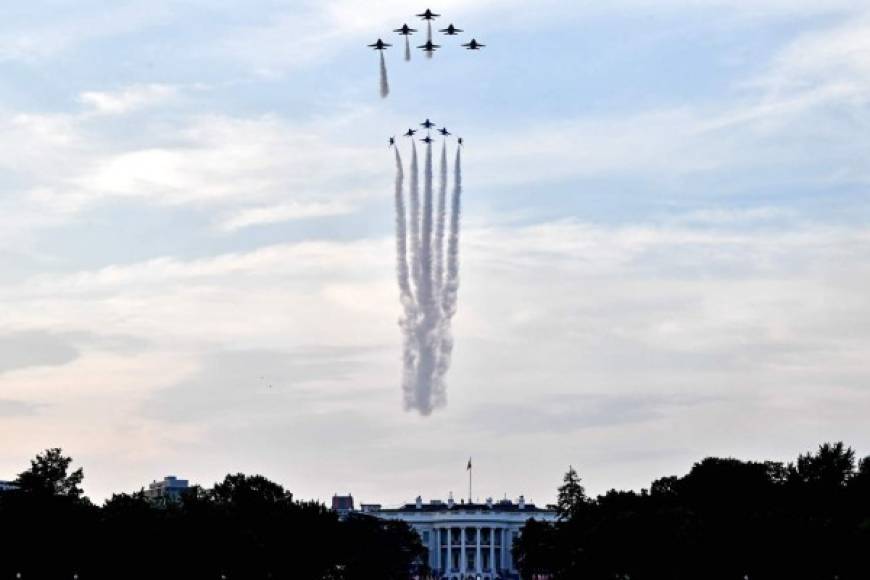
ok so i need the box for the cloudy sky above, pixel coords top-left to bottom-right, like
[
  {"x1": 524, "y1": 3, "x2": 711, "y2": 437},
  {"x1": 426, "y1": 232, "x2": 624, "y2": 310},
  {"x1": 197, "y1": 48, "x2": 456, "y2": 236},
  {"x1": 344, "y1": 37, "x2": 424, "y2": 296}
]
[{"x1": 1, "y1": 0, "x2": 869, "y2": 505}]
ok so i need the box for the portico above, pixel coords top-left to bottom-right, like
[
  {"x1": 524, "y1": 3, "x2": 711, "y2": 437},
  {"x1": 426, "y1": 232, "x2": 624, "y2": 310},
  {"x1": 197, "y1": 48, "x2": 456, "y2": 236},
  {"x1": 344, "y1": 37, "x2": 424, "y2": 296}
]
[{"x1": 368, "y1": 495, "x2": 556, "y2": 580}]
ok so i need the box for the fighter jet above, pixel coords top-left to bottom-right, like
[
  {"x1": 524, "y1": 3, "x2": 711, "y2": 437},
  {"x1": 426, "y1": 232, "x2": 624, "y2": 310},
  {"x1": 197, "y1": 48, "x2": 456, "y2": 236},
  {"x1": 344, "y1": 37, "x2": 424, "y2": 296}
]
[
  {"x1": 438, "y1": 128, "x2": 451, "y2": 136},
  {"x1": 418, "y1": 40, "x2": 441, "y2": 53},
  {"x1": 404, "y1": 129, "x2": 418, "y2": 137},
  {"x1": 458, "y1": 137, "x2": 464, "y2": 147},
  {"x1": 417, "y1": 9, "x2": 440, "y2": 20},
  {"x1": 462, "y1": 39, "x2": 486, "y2": 50},
  {"x1": 421, "y1": 119, "x2": 436, "y2": 130},
  {"x1": 394, "y1": 24, "x2": 417, "y2": 36},
  {"x1": 389, "y1": 137, "x2": 396, "y2": 148},
  {"x1": 440, "y1": 24, "x2": 463, "y2": 35},
  {"x1": 421, "y1": 136, "x2": 434, "y2": 144},
  {"x1": 368, "y1": 39, "x2": 392, "y2": 51}
]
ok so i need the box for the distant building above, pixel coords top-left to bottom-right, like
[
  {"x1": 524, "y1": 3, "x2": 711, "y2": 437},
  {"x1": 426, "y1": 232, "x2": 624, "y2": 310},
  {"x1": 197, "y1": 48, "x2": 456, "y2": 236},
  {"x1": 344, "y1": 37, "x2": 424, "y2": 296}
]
[
  {"x1": 0, "y1": 480, "x2": 18, "y2": 492},
  {"x1": 144, "y1": 476, "x2": 189, "y2": 504},
  {"x1": 369, "y1": 494, "x2": 557, "y2": 580},
  {"x1": 331, "y1": 494, "x2": 355, "y2": 519}
]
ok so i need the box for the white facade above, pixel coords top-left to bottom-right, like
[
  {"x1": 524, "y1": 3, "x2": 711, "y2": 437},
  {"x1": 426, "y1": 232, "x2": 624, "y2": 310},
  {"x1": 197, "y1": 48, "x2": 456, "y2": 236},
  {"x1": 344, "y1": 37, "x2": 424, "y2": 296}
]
[
  {"x1": 371, "y1": 496, "x2": 557, "y2": 580},
  {"x1": 144, "y1": 475, "x2": 189, "y2": 504}
]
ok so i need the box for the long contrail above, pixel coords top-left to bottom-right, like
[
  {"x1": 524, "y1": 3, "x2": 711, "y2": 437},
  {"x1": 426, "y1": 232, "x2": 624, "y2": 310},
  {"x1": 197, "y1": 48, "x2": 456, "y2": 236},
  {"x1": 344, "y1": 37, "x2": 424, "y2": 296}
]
[
  {"x1": 433, "y1": 141, "x2": 448, "y2": 297},
  {"x1": 393, "y1": 148, "x2": 413, "y2": 305},
  {"x1": 394, "y1": 148, "x2": 418, "y2": 407},
  {"x1": 443, "y1": 146, "x2": 462, "y2": 320},
  {"x1": 408, "y1": 142, "x2": 422, "y2": 298},
  {"x1": 433, "y1": 147, "x2": 462, "y2": 401},
  {"x1": 392, "y1": 140, "x2": 462, "y2": 415},
  {"x1": 413, "y1": 141, "x2": 440, "y2": 415},
  {"x1": 380, "y1": 51, "x2": 390, "y2": 98}
]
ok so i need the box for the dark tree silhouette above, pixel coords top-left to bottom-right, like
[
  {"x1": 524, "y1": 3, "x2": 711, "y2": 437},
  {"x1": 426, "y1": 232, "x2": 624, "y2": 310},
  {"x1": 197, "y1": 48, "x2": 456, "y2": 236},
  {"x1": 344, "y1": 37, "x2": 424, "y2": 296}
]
[
  {"x1": 556, "y1": 465, "x2": 587, "y2": 520},
  {"x1": 15, "y1": 447, "x2": 85, "y2": 498},
  {"x1": 516, "y1": 442, "x2": 870, "y2": 580},
  {"x1": 0, "y1": 449, "x2": 425, "y2": 580}
]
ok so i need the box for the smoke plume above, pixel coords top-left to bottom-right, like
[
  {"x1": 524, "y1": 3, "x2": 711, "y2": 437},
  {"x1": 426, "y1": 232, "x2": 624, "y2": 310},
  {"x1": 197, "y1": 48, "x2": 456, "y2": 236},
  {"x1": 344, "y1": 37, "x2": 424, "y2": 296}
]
[
  {"x1": 405, "y1": 36, "x2": 411, "y2": 61},
  {"x1": 427, "y1": 22, "x2": 433, "y2": 59},
  {"x1": 392, "y1": 140, "x2": 463, "y2": 415},
  {"x1": 380, "y1": 51, "x2": 390, "y2": 98}
]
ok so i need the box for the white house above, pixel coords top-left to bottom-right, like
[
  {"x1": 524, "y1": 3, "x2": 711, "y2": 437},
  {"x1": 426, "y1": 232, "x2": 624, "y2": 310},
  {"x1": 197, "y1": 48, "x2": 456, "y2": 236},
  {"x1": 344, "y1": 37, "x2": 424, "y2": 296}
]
[{"x1": 369, "y1": 495, "x2": 557, "y2": 580}]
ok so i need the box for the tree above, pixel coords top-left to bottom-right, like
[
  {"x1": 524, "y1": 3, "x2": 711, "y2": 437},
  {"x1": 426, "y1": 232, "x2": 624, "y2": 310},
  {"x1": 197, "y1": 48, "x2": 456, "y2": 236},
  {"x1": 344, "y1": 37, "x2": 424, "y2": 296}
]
[
  {"x1": 14, "y1": 448, "x2": 85, "y2": 499},
  {"x1": 793, "y1": 442, "x2": 856, "y2": 488},
  {"x1": 556, "y1": 466, "x2": 587, "y2": 520},
  {"x1": 210, "y1": 473, "x2": 292, "y2": 507}
]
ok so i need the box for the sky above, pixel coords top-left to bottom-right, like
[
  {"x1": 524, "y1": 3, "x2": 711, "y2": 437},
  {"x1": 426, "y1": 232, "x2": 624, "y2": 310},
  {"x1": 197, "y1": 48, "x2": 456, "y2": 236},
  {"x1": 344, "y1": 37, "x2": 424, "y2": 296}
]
[{"x1": 1, "y1": 0, "x2": 869, "y2": 506}]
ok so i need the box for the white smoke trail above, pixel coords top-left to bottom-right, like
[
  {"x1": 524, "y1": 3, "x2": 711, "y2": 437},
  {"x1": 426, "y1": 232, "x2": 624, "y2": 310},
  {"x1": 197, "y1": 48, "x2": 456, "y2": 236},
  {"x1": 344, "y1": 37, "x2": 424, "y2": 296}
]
[
  {"x1": 443, "y1": 147, "x2": 462, "y2": 319},
  {"x1": 380, "y1": 51, "x2": 390, "y2": 98},
  {"x1": 394, "y1": 148, "x2": 418, "y2": 407},
  {"x1": 427, "y1": 22, "x2": 433, "y2": 59},
  {"x1": 408, "y1": 143, "x2": 422, "y2": 299},
  {"x1": 393, "y1": 148, "x2": 413, "y2": 306},
  {"x1": 405, "y1": 36, "x2": 411, "y2": 61},
  {"x1": 433, "y1": 141, "x2": 448, "y2": 297},
  {"x1": 394, "y1": 142, "x2": 461, "y2": 416},
  {"x1": 412, "y1": 141, "x2": 439, "y2": 414}
]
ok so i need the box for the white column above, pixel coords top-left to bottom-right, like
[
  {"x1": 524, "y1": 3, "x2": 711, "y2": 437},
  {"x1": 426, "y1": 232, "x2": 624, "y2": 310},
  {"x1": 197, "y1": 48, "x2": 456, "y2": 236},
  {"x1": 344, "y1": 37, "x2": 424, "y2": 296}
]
[
  {"x1": 446, "y1": 526, "x2": 452, "y2": 573},
  {"x1": 433, "y1": 526, "x2": 440, "y2": 572},
  {"x1": 501, "y1": 528, "x2": 508, "y2": 571},
  {"x1": 506, "y1": 527, "x2": 513, "y2": 571},
  {"x1": 490, "y1": 527, "x2": 496, "y2": 573},
  {"x1": 460, "y1": 526, "x2": 467, "y2": 574},
  {"x1": 475, "y1": 527, "x2": 482, "y2": 574}
]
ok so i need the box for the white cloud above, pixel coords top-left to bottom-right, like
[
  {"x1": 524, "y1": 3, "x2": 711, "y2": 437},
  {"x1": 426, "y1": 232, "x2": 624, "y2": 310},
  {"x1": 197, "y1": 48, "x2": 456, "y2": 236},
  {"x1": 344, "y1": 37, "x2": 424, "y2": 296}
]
[
  {"x1": 79, "y1": 84, "x2": 179, "y2": 115},
  {"x1": 218, "y1": 200, "x2": 356, "y2": 231},
  {"x1": 1, "y1": 214, "x2": 869, "y2": 500}
]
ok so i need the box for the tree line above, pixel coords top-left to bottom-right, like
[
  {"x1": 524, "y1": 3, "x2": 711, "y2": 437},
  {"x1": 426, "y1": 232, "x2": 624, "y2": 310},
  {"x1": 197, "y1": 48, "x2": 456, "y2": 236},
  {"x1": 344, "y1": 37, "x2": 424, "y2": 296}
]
[
  {"x1": 514, "y1": 442, "x2": 870, "y2": 580},
  {"x1": 0, "y1": 449, "x2": 426, "y2": 580}
]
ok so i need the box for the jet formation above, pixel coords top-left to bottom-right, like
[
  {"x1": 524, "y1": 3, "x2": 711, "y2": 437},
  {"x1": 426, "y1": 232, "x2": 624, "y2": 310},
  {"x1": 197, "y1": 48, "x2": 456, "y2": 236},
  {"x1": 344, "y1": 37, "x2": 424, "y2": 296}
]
[
  {"x1": 397, "y1": 118, "x2": 463, "y2": 147},
  {"x1": 370, "y1": 7, "x2": 486, "y2": 57},
  {"x1": 370, "y1": 8, "x2": 487, "y2": 98}
]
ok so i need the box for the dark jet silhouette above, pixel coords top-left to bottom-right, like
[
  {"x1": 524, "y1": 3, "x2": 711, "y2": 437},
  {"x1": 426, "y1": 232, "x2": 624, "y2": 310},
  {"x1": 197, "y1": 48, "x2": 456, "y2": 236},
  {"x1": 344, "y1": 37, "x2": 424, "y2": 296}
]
[
  {"x1": 394, "y1": 24, "x2": 417, "y2": 36},
  {"x1": 421, "y1": 119, "x2": 436, "y2": 129},
  {"x1": 404, "y1": 129, "x2": 418, "y2": 137},
  {"x1": 417, "y1": 9, "x2": 440, "y2": 20},
  {"x1": 440, "y1": 24, "x2": 463, "y2": 35},
  {"x1": 462, "y1": 39, "x2": 485, "y2": 50},
  {"x1": 421, "y1": 136, "x2": 434, "y2": 144},
  {"x1": 389, "y1": 137, "x2": 396, "y2": 148},
  {"x1": 368, "y1": 39, "x2": 392, "y2": 51},
  {"x1": 438, "y1": 128, "x2": 451, "y2": 136},
  {"x1": 458, "y1": 137, "x2": 464, "y2": 147},
  {"x1": 418, "y1": 40, "x2": 440, "y2": 53}
]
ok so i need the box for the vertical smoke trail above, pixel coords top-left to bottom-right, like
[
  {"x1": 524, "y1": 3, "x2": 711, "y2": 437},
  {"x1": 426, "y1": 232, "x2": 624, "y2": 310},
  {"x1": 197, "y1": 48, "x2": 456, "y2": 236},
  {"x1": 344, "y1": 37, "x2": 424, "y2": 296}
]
[
  {"x1": 432, "y1": 146, "x2": 462, "y2": 406},
  {"x1": 408, "y1": 142, "x2": 422, "y2": 297},
  {"x1": 427, "y1": 22, "x2": 433, "y2": 59},
  {"x1": 420, "y1": 141, "x2": 435, "y2": 308},
  {"x1": 393, "y1": 141, "x2": 462, "y2": 415},
  {"x1": 443, "y1": 147, "x2": 462, "y2": 319},
  {"x1": 405, "y1": 36, "x2": 411, "y2": 61},
  {"x1": 394, "y1": 148, "x2": 418, "y2": 409},
  {"x1": 413, "y1": 141, "x2": 439, "y2": 415},
  {"x1": 433, "y1": 141, "x2": 448, "y2": 297},
  {"x1": 380, "y1": 51, "x2": 390, "y2": 98},
  {"x1": 393, "y1": 148, "x2": 413, "y2": 305}
]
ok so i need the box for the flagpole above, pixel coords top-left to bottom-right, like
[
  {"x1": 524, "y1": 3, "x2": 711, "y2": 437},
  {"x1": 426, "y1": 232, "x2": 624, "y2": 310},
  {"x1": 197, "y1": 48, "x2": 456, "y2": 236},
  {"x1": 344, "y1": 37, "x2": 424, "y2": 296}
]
[{"x1": 468, "y1": 458, "x2": 473, "y2": 504}]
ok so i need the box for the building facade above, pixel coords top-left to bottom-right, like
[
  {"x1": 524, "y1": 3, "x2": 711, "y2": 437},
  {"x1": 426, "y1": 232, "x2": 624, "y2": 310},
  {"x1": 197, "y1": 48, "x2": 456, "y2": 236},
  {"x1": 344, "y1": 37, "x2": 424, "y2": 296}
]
[
  {"x1": 144, "y1": 476, "x2": 189, "y2": 504},
  {"x1": 369, "y1": 495, "x2": 557, "y2": 580}
]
